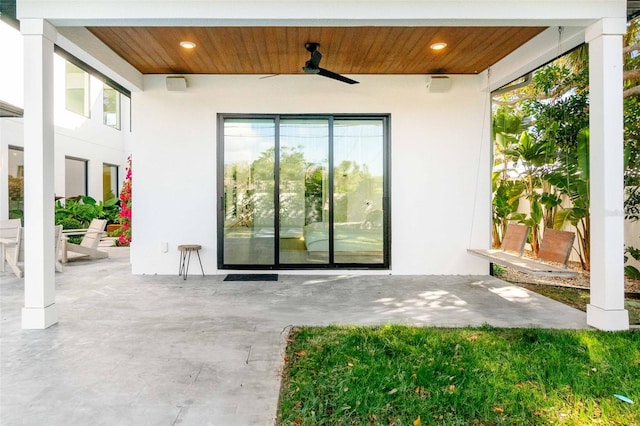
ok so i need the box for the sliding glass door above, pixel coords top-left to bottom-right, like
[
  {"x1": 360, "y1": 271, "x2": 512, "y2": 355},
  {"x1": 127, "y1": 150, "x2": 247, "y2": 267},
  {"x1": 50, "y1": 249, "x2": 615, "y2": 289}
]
[{"x1": 218, "y1": 114, "x2": 389, "y2": 269}]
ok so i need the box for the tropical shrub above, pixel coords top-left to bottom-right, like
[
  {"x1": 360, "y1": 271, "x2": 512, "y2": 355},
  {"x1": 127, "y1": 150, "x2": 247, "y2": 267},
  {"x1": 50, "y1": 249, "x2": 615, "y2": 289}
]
[
  {"x1": 54, "y1": 196, "x2": 120, "y2": 227},
  {"x1": 624, "y1": 247, "x2": 640, "y2": 279},
  {"x1": 56, "y1": 217, "x2": 83, "y2": 230},
  {"x1": 491, "y1": 45, "x2": 592, "y2": 267}
]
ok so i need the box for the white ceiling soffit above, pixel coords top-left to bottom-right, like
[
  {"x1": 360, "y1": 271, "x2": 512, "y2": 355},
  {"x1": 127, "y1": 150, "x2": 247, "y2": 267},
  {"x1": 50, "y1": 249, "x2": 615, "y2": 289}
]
[{"x1": 17, "y1": 0, "x2": 627, "y2": 27}]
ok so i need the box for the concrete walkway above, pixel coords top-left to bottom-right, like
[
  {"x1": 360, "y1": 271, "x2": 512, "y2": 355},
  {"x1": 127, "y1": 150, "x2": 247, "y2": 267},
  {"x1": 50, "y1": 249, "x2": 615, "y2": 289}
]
[{"x1": 0, "y1": 248, "x2": 586, "y2": 425}]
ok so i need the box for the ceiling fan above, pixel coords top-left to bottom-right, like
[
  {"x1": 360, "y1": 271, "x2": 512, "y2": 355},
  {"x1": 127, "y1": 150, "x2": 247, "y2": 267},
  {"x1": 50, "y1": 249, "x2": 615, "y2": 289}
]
[{"x1": 302, "y1": 43, "x2": 359, "y2": 85}]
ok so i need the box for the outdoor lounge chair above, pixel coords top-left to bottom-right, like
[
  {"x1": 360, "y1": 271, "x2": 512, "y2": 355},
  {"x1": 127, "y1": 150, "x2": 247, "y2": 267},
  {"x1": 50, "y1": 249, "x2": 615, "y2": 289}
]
[
  {"x1": 61, "y1": 219, "x2": 108, "y2": 263},
  {"x1": 54, "y1": 225, "x2": 64, "y2": 272},
  {"x1": 468, "y1": 224, "x2": 578, "y2": 277},
  {"x1": 2, "y1": 224, "x2": 63, "y2": 278},
  {"x1": 0, "y1": 219, "x2": 21, "y2": 239},
  {"x1": 1, "y1": 219, "x2": 22, "y2": 276},
  {"x1": 3, "y1": 226, "x2": 23, "y2": 278}
]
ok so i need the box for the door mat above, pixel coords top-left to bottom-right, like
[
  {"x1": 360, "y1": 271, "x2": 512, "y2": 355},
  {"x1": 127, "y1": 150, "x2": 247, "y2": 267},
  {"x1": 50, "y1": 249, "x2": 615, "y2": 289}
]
[{"x1": 224, "y1": 274, "x2": 279, "y2": 282}]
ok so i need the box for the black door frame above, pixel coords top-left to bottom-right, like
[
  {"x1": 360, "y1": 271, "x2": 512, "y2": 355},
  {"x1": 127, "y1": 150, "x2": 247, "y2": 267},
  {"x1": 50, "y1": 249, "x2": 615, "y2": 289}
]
[{"x1": 217, "y1": 113, "x2": 391, "y2": 270}]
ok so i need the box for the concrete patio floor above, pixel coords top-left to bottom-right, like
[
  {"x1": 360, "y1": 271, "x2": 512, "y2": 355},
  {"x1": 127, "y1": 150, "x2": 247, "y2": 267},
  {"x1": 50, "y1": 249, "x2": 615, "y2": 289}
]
[{"x1": 1, "y1": 247, "x2": 586, "y2": 425}]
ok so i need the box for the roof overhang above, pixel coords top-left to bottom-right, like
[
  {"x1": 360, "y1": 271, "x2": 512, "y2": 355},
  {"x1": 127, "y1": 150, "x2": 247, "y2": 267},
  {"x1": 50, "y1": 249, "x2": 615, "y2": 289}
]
[
  {"x1": 0, "y1": 100, "x2": 23, "y2": 118},
  {"x1": 15, "y1": 0, "x2": 629, "y2": 93}
]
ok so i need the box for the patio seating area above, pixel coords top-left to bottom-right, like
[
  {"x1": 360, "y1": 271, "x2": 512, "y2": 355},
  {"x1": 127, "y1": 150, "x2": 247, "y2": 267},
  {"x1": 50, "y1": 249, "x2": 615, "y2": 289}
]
[
  {"x1": 0, "y1": 220, "x2": 64, "y2": 278},
  {"x1": 0, "y1": 247, "x2": 586, "y2": 425}
]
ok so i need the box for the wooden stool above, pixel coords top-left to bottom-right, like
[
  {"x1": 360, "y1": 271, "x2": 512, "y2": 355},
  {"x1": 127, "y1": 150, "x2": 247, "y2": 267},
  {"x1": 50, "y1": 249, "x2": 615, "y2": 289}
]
[{"x1": 178, "y1": 244, "x2": 204, "y2": 280}]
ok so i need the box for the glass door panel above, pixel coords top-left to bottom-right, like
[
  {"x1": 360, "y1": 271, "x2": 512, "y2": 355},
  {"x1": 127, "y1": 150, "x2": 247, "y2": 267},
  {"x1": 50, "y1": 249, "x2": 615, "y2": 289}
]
[
  {"x1": 279, "y1": 119, "x2": 330, "y2": 264},
  {"x1": 333, "y1": 120, "x2": 385, "y2": 264},
  {"x1": 222, "y1": 119, "x2": 275, "y2": 265}
]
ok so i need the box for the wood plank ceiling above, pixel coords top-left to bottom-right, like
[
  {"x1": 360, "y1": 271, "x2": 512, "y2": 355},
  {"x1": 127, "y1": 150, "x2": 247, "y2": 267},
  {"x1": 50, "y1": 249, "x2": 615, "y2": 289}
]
[{"x1": 88, "y1": 26, "x2": 546, "y2": 75}]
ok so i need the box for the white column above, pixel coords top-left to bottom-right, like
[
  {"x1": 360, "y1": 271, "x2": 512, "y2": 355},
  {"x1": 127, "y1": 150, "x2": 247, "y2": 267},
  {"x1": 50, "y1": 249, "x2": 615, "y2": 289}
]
[
  {"x1": 21, "y1": 19, "x2": 58, "y2": 329},
  {"x1": 585, "y1": 19, "x2": 628, "y2": 331}
]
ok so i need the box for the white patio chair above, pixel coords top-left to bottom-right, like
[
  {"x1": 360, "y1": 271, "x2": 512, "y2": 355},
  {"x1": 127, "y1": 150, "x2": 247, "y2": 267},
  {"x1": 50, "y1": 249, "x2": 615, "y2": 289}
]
[
  {"x1": 54, "y1": 224, "x2": 64, "y2": 272},
  {"x1": 1, "y1": 219, "x2": 22, "y2": 276},
  {"x1": 61, "y1": 219, "x2": 108, "y2": 263},
  {"x1": 3, "y1": 225, "x2": 64, "y2": 278}
]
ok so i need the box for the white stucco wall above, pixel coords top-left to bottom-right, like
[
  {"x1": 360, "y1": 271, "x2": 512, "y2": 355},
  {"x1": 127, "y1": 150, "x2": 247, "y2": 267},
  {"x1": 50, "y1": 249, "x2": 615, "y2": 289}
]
[
  {"x1": 131, "y1": 74, "x2": 491, "y2": 275},
  {"x1": 0, "y1": 21, "x2": 24, "y2": 109}
]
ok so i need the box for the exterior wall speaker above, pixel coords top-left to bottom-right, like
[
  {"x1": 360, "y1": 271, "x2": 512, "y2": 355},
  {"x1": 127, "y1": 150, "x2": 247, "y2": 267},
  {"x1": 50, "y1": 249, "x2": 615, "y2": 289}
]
[
  {"x1": 166, "y1": 76, "x2": 187, "y2": 91},
  {"x1": 426, "y1": 76, "x2": 451, "y2": 93}
]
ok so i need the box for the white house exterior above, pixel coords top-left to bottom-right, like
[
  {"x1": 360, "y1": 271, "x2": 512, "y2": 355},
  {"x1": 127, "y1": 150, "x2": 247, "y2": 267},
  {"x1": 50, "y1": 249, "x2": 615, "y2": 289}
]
[
  {"x1": 11, "y1": 0, "x2": 630, "y2": 331},
  {"x1": 0, "y1": 20, "x2": 131, "y2": 216}
]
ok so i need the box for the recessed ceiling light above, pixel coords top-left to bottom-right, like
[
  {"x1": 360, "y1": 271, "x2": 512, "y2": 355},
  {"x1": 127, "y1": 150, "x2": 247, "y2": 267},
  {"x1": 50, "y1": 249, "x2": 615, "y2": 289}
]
[
  {"x1": 430, "y1": 42, "x2": 448, "y2": 51},
  {"x1": 180, "y1": 41, "x2": 196, "y2": 49}
]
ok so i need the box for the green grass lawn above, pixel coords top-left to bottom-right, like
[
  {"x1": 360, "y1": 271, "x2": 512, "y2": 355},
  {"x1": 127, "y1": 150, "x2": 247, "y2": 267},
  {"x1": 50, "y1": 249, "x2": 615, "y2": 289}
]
[{"x1": 278, "y1": 326, "x2": 640, "y2": 425}]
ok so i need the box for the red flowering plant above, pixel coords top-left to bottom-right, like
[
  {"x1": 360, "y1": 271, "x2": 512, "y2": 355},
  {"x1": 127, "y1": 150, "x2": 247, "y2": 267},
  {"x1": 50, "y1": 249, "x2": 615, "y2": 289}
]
[{"x1": 118, "y1": 156, "x2": 132, "y2": 246}]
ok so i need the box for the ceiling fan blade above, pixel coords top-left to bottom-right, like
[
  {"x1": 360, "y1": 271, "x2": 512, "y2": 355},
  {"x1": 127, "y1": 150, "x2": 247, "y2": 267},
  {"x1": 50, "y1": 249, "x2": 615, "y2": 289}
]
[{"x1": 317, "y1": 68, "x2": 360, "y2": 85}]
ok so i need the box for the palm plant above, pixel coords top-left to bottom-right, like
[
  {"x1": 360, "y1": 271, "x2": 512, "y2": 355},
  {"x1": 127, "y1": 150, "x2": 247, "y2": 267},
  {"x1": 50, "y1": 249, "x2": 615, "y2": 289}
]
[
  {"x1": 503, "y1": 131, "x2": 556, "y2": 256},
  {"x1": 491, "y1": 107, "x2": 527, "y2": 247},
  {"x1": 546, "y1": 128, "x2": 590, "y2": 270}
]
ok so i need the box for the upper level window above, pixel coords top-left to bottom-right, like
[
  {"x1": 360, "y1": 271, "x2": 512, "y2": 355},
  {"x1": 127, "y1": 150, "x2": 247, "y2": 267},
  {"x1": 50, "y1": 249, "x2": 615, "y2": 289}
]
[
  {"x1": 103, "y1": 84, "x2": 121, "y2": 129},
  {"x1": 65, "y1": 62, "x2": 90, "y2": 117}
]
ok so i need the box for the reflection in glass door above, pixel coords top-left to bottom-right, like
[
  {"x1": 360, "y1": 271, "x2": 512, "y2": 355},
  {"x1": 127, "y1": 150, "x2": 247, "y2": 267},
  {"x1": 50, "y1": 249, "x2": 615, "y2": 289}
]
[
  {"x1": 219, "y1": 115, "x2": 389, "y2": 269},
  {"x1": 221, "y1": 119, "x2": 275, "y2": 265},
  {"x1": 279, "y1": 119, "x2": 330, "y2": 264},
  {"x1": 334, "y1": 120, "x2": 384, "y2": 264}
]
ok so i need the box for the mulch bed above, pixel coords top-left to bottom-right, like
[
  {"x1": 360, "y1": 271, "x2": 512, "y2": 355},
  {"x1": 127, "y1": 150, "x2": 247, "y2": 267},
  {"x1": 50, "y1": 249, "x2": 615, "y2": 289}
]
[{"x1": 498, "y1": 260, "x2": 640, "y2": 297}]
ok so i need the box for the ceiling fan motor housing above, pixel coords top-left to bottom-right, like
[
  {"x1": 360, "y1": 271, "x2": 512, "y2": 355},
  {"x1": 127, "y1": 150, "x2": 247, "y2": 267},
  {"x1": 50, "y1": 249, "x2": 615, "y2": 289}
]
[{"x1": 305, "y1": 42, "x2": 320, "y2": 52}]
